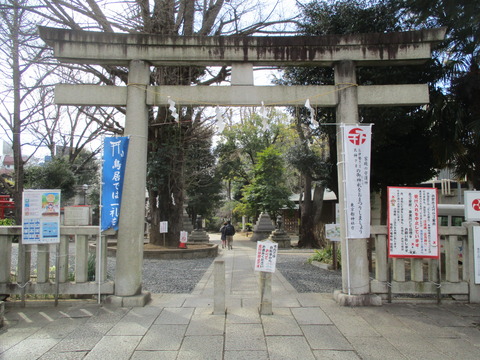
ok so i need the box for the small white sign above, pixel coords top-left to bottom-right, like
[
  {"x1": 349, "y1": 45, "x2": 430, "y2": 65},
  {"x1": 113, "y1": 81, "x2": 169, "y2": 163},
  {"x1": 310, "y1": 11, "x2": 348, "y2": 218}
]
[
  {"x1": 254, "y1": 239, "x2": 278, "y2": 273},
  {"x1": 64, "y1": 206, "x2": 90, "y2": 226},
  {"x1": 160, "y1": 221, "x2": 168, "y2": 233},
  {"x1": 474, "y1": 227, "x2": 480, "y2": 285},
  {"x1": 464, "y1": 191, "x2": 480, "y2": 221},
  {"x1": 179, "y1": 231, "x2": 188, "y2": 243},
  {"x1": 325, "y1": 224, "x2": 341, "y2": 242}
]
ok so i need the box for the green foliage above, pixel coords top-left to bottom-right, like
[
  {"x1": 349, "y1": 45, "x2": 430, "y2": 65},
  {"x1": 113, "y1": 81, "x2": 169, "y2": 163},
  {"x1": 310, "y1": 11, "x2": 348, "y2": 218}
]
[
  {"x1": 398, "y1": 0, "x2": 480, "y2": 187},
  {"x1": 240, "y1": 146, "x2": 294, "y2": 217},
  {"x1": 25, "y1": 157, "x2": 76, "y2": 202},
  {"x1": 0, "y1": 218, "x2": 15, "y2": 226},
  {"x1": 185, "y1": 129, "x2": 223, "y2": 220},
  {"x1": 307, "y1": 246, "x2": 341, "y2": 267},
  {"x1": 216, "y1": 110, "x2": 298, "y2": 219},
  {"x1": 281, "y1": 0, "x2": 442, "y2": 208}
]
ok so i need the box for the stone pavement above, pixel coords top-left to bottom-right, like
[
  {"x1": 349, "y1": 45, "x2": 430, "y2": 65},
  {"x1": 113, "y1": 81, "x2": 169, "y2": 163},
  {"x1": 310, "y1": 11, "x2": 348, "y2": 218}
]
[{"x1": 1, "y1": 235, "x2": 480, "y2": 359}]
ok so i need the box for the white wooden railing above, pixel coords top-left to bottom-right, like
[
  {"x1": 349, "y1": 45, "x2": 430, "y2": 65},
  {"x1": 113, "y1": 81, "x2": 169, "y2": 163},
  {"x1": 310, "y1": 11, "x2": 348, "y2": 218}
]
[
  {"x1": 0, "y1": 226, "x2": 114, "y2": 298},
  {"x1": 370, "y1": 222, "x2": 480, "y2": 302}
]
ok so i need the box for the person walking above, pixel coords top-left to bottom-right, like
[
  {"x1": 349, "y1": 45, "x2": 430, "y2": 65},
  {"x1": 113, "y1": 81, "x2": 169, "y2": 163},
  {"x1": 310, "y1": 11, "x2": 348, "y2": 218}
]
[
  {"x1": 224, "y1": 220, "x2": 235, "y2": 250},
  {"x1": 220, "y1": 221, "x2": 227, "y2": 249}
]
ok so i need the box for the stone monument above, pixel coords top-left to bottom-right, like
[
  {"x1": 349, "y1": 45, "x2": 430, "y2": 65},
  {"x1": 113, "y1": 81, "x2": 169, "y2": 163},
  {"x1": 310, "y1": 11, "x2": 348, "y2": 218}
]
[
  {"x1": 268, "y1": 215, "x2": 291, "y2": 248},
  {"x1": 181, "y1": 204, "x2": 194, "y2": 233},
  {"x1": 188, "y1": 215, "x2": 210, "y2": 243},
  {"x1": 251, "y1": 212, "x2": 275, "y2": 242}
]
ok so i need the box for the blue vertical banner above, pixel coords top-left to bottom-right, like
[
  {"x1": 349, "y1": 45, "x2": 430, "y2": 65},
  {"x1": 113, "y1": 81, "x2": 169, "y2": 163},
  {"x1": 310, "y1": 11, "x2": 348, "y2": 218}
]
[{"x1": 101, "y1": 137, "x2": 129, "y2": 231}]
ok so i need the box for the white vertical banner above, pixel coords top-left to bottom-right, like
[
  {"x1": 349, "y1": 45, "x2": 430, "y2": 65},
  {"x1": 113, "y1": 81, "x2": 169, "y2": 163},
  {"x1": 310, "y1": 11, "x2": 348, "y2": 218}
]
[{"x1": 342, "y1": 124, "x2": 372, "y2": 238}]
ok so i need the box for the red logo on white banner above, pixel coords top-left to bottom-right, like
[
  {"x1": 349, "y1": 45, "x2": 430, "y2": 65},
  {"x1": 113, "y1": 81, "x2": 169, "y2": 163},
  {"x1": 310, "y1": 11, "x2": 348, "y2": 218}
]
[
  {"x1": 347, "y1": 128, "x2": 367, "y2": 145},
  {"x1": 472, "y1": 199, "x2": 480, "y2": 211}
]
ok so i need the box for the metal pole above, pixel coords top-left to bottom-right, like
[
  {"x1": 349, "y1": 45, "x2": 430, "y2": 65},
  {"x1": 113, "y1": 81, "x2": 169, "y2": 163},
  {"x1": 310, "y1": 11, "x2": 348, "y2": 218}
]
[{"x1": 54, "y1": 243, "x2": 60, "y2": 306}]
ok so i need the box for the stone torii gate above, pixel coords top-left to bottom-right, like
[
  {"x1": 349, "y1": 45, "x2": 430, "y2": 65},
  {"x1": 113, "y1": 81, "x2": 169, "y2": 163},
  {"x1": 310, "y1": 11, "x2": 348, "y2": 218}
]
[{"x1": 39, "y1": 26, "x2": 445, "y2": 306}]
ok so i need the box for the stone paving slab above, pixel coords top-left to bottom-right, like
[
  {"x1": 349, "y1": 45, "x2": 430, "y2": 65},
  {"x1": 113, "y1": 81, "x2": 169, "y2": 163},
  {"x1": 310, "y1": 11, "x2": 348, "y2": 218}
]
[
  {"x1": 130, "y1": 350, "x2": 177, "y2": 360},
  {"x1": 84, "y1": 335, "x2": 142, "y2": 360},
  {"x1": 266, "y1": 336, "x2": 316, "y2": 360},
  {"x1": 225, "y1": 323, "x2": 267, "y2": 351},
  {"x1": 136, "y1": 324, "x2": 186, "y2": 351},
  {"x1": 154, "y1": 307, "x2": 194, "y2": 325},
  {"x1": 177, "y1": 335, "x2": 224, "y2": 360}
]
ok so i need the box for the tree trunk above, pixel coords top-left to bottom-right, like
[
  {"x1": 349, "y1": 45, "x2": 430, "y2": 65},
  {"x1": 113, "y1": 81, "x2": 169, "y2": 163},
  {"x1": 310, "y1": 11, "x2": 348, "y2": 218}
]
[
  {"x1": 297, "y1": 175, "x2": 322, "y2": 248},
  {"x1": 12, "y1": 4, "x2": 24, "y2": 223}
]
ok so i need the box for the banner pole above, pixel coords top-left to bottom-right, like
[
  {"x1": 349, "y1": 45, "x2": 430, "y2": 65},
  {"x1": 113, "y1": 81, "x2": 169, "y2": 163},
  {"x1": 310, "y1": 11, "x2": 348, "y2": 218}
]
[
  {"x1": 341, "y1": 124, "x2": 352, "y2": 296},
  {"x1": 98, "y1": 136, "x2": 105, "y2": 304}
]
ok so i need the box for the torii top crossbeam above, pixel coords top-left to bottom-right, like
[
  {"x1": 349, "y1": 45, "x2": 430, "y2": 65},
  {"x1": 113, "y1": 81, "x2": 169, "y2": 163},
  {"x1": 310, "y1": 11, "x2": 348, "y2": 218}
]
[{"x1": 38, "y1": 26, "x2": 445, "y2": 67}]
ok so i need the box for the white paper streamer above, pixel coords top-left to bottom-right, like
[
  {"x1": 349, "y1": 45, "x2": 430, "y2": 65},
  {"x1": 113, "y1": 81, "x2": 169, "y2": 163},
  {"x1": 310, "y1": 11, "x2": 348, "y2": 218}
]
[{"x1": 167, "y1": 96, "x2": 179, "y2": 121}]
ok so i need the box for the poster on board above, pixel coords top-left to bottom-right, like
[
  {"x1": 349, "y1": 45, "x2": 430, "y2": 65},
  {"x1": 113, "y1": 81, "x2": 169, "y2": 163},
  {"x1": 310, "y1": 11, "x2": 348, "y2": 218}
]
[
  {"x1": 22, "y1": 190, "x2": 61, "y2": 244},
  {"x1": 342, "y1": 124, "x2": 372, "y2": 239},
  {"x1": 388, "y1": 187, "x2": 439, "y2": 258}
]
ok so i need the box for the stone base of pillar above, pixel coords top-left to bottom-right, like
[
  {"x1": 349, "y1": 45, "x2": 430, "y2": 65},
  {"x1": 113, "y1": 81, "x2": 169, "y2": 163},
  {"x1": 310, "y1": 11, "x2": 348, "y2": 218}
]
[
  {"x1": 269, "y1": 230, "x2": 291, "y2": 248},
  {"x1": 106, "y1": 292, "x2": 151, "y2": 307},
  {"x1": 188, "y1": 229, "x2": 210, "y2": 242},
  {"x1": 333, "y1": 290, "x2": 382, "y2": 306}
]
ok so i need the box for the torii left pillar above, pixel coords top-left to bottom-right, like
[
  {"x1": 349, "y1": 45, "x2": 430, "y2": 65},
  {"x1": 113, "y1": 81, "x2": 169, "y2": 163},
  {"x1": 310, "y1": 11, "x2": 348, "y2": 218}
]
[{"x1": 107, "y1": 60, "x2": 151, "y2": 307}]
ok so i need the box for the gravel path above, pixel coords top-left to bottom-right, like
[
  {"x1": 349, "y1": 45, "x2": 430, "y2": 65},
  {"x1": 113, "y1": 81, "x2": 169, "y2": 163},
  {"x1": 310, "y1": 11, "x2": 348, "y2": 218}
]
[{"x1": 276, "y1": 255, "x2": 342, "y2": 293}]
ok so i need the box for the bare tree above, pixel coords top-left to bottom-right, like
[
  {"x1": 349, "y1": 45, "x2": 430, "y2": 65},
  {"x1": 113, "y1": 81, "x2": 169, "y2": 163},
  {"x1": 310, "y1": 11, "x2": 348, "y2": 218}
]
[
  {"x1": 0, "y1": 0, "x2": 52, "y2": 221},
  {"x1": 26, "y1": 0, "x2": 298, "y2": 245}
]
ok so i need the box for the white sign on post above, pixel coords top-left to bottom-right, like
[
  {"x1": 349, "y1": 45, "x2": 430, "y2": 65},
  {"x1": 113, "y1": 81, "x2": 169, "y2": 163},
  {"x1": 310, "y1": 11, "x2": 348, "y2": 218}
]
[
  {"x1": 464, "y1": 191, "x2": 480, "y2": 221},
  {"x1": 254, "y1": 239, "x2": 278, "y2": 273},
  {"x1": 160, "y1": 221, "x2": 168, "y2": 234},
  {"x1": 473, "y1": 227, "x2": 480, "y2": 285},
  {"x1": 179, "y1": 231, "x2": 188, "y2": 243},
  {"x1": 325, "y1": 224, "x2": 341, "y2": 242},
  {"x1": 388, "y1": 187, "x2": 438, "y2": 258},
  {"x1": 22, "y1": 190, "x2": 61, "y2": 244}
]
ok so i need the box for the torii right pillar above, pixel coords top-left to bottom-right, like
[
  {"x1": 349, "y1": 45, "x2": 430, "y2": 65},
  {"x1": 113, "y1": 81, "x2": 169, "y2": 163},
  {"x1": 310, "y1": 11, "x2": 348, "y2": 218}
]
[{"x1": 334, "y1": 60, "x2": 382, "y2": 306}]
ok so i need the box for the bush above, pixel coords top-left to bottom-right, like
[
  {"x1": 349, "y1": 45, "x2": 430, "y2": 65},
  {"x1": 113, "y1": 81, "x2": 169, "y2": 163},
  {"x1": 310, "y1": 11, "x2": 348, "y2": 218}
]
[
  {"x1": 0, "y1": 218, "x2": 15, "y2": 226},
  {"x1": 307, "y1": 245, "x2": 341, "y2": 268}
]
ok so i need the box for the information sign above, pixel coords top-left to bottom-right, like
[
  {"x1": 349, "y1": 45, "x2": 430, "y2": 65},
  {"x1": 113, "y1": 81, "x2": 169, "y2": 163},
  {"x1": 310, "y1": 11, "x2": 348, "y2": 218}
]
[
  {"x1": 160, "y1": 221, "x2": 168, "y2": 234},
  {"x1": 388, "y1": 187, "x2": 438, "y2": 258},
  {"x1": 22, "y1": 190, "x2": 61, "y2": 244},
  {"x1": 325, "y1": 224, "x2": 341, "y2": 242}
]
